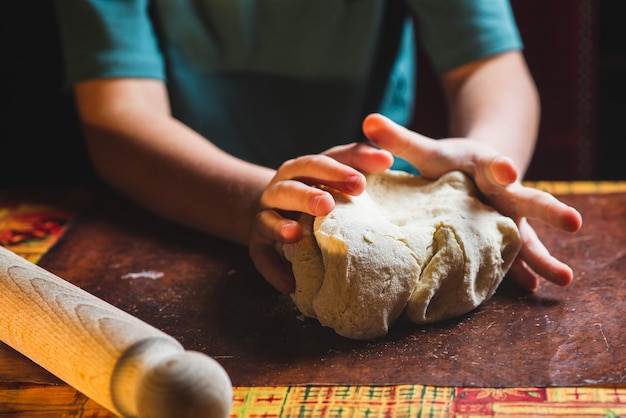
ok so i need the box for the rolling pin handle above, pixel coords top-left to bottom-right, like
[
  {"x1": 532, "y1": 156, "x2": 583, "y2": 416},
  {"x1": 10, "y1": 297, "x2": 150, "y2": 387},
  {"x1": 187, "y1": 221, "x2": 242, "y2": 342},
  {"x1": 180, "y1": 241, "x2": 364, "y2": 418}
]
[
  {"x1": 137, "y1": 351, "x2": 232, "y2": 418},
  {"x1": 113, "y1": 337, "x2": 233, "y2": 418}
]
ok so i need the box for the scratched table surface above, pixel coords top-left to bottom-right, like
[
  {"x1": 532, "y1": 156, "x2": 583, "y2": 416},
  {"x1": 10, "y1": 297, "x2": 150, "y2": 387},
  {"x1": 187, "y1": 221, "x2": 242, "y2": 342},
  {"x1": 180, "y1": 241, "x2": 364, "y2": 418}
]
[{"x1": 0, "y1": 184, "x2": 625, "y2": 416}]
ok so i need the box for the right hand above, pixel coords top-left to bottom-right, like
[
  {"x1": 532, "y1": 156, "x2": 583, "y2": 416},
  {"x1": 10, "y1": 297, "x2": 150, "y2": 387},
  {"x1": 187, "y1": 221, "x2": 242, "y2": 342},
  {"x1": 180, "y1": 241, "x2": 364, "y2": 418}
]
[{"x1": 248, "y1": 142, "x2": 394, "y2": 294}]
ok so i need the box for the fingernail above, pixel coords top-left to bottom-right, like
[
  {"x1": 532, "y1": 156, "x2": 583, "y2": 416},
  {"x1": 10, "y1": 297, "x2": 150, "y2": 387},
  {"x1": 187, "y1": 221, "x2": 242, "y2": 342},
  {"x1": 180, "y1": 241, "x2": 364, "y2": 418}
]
[
  {"x1": 279, "y1": 222, "x2": 301, "y2": 242},
  {"x1": 310, "y1": 195, "x2": 323, "y2": 213},
  {"x1": 344, "y1": 175, "x2": 363, "y2": 193}
]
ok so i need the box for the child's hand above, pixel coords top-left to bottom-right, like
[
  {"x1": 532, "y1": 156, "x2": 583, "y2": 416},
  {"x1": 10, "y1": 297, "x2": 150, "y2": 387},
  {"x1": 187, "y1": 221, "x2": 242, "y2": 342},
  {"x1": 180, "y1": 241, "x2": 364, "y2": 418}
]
[
  {"x1": 363, "y1": 113, "x2": 583, "y2": 291},
  {"x1": 248, "y1": 143, "x2": 394, "y2": 294}
]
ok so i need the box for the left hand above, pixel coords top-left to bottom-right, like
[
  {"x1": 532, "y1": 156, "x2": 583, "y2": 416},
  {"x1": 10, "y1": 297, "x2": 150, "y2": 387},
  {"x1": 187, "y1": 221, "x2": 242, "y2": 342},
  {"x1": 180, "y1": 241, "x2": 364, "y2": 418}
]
[{"x1": 362, "y1": 113, "x2": 583, "y2": 291}]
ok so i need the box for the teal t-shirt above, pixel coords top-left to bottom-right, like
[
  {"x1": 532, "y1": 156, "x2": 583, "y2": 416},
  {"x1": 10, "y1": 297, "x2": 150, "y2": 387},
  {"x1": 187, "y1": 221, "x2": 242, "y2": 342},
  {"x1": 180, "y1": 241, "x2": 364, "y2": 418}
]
[{"x1": 55, "y1": 0, "x2": 521, "y2": 169}]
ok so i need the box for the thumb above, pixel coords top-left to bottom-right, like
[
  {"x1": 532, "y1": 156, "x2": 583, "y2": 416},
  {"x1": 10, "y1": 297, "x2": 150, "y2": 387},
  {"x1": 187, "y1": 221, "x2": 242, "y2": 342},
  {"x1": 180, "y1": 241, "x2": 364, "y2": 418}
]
[{"x1": 362, "y1": 113, "x2": 442, "y2": 177}]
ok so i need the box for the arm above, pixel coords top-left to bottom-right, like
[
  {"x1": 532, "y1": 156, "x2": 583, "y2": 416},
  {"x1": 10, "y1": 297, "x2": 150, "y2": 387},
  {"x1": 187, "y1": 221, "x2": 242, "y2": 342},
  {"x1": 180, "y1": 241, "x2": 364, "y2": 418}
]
[
  {"x1": 74, "y1": 78, "x2": 274, "y2": 246},
  {"x1": 441, "y1": 50, "x2": 540, "y2": 175}
]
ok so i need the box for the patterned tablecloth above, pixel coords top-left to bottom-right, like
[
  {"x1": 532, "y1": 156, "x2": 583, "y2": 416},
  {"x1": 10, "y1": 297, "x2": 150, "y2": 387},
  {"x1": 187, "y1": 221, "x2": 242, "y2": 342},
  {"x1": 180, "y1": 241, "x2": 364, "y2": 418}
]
[{"x1": 1, "y1": 183, "x2": 625, "y2": 417}]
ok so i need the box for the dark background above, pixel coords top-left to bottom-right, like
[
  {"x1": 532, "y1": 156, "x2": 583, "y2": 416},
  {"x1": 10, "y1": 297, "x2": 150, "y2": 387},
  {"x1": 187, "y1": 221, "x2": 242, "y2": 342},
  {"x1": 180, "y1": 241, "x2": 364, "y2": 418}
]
[
  {"x1": 597, "y1": 1, "x2": 625, "y2": 180},
  {"x1": 0, "y1": 2, "x2": 97, "y2": 187}
]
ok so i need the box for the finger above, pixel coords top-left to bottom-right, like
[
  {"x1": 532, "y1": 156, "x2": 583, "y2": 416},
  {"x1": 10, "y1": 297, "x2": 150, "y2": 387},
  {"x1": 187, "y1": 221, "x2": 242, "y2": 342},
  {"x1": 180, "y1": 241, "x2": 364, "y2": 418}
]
[
  {"x1": 507, "y1": 258, "x2": 540, "y2": 291},
  {"x1": 255, "y1": 209, "x2": 302, "y2": 243},
  {"x1": 517, "y1": 219, "x2": 574, "y2": 286},
  {"x1": 261, "y1": 180, "x2": 336, "y2": 217},
  {"x1": 362, "y1": 113, "x2": 444, "y2": 175},
  {"x1": 488, "y1": 156, "x2": 518, "y2": 186},
  {"x1": 277, "y1": 154, "x2": 366, "y2": 195},
  {"x1": 324, "y1": 142, "x2": 394, "y2": 174},
  {"x1": 249, "y1": 241, "x2": 296, "y2": 294},
  {"x1": 510, "y1": 186, "x2": 583, "y2": 232}
]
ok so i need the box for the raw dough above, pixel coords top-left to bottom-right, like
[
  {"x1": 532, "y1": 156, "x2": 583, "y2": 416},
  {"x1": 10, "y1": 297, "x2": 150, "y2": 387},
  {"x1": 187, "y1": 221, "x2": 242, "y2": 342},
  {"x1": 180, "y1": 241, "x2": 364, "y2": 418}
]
[{"x1": 280, "y1": 170, "x2": 521, "y2": 340}]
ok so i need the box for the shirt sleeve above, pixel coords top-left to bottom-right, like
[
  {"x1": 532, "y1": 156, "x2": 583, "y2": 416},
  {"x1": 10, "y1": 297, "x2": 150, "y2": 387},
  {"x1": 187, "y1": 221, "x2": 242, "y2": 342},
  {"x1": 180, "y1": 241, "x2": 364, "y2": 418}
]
[
  {"x1": 408, "y1": 0, "x2": 523, "y2": 74},
  {"x1": 54, "y1": 0, "x2": 165, "y2": 84}
]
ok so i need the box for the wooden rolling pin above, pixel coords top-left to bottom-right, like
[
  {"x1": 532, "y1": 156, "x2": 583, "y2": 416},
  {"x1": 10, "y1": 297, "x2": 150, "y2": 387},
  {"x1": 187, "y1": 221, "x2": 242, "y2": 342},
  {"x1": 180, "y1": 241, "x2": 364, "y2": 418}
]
[{"x1": 0, "y1": 245, "x2": 232, "y2": 417}]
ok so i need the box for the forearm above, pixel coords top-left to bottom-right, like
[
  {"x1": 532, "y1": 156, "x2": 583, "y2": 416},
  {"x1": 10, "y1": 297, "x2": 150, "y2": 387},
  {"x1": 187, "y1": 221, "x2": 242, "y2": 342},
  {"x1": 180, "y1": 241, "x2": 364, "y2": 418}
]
[
  {"x1": 89, "y1": 120, "x2": 272, "y2": 245},
  {"x1": 75, "y1": 79, "x2": 274, "y2": 246},
  {"x1": 442, "y1": 51, "x2": 540, "y2": 176}
]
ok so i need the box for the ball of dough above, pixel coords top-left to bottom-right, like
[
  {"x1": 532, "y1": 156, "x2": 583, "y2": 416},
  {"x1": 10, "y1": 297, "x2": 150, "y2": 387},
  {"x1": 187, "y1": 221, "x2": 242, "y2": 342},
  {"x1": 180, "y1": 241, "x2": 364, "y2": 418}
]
[{"x1": 280, "y1": 170, "x2": 521, "y2": 340}]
